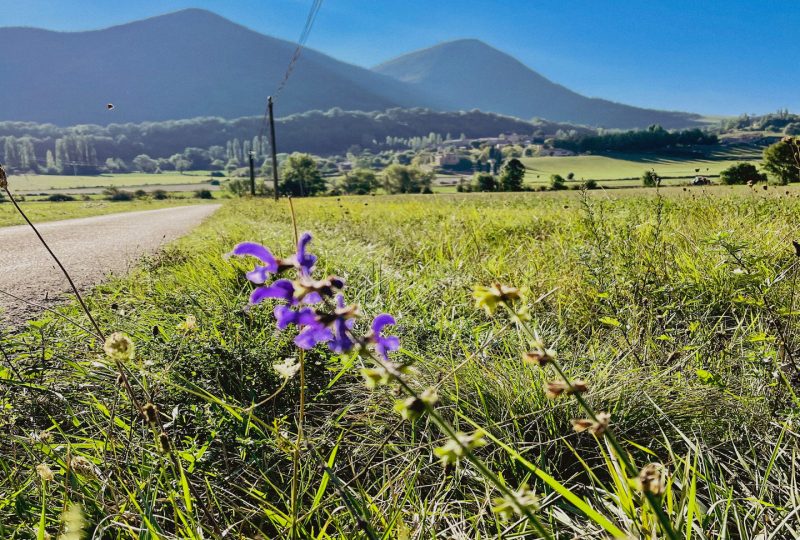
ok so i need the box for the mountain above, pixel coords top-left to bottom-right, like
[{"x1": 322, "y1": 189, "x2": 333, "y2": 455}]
[
  {"x1": 374, "y1": 39, "x2": 700, "y2": 129},
  {"x1": 0, "y1": 9, "x2": 440, "y2": 125},
  {"x1": 0, "y1": 11, "x2": 699, "y2": 128}
]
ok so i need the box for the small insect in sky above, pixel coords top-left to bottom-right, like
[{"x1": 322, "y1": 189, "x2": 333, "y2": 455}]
[{"x1": 106, "y1": 103, "x2": 115, "y2": 110}]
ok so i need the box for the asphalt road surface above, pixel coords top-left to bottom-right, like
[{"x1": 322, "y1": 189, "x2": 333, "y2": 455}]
[{"x1": 0, "y1": 204, "x2": 220, "y2": 326}]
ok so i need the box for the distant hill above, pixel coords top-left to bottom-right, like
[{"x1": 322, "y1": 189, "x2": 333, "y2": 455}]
[
  {"x1": 0, "y1": 10, "x2": 700, "y2": 128},
  {"x1": 0, "y1": 9, "x2": 439, "y2": 125},
  {"x1": 374, "y1": 39, "x2": 701, "y2": 129}
]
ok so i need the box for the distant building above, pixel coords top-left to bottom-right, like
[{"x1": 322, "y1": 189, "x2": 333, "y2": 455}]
[
  {"x1": 337, "y1": 161, "x2": 353, "y2": 172},
  {"x1": 434, "y1": 152, "x2": 461, "y2": 166}
]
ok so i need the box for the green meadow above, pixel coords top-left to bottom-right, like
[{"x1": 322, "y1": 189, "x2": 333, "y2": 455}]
[
  {"x1": 6, "y1": 171, "x2": 215, "y2": 192},
  {"x1": 521, "y1": 145, "x2": 763, "y2": 186},
  {"x1": 2, "y1": 188, "x2": 800, "y2": 538},
  {"x1": 0, "y1": 198, "x2": 217, "y2": 228}
]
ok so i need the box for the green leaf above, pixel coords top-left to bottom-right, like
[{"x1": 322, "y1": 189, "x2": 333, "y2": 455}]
[{"x1": 599, "y1": 316, "x2": 622, "y2": 327}]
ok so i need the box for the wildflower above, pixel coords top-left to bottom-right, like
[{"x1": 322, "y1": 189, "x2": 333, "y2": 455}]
[
  {"x1": 434, "y1": 431, "x2": 486, "y2": 466},
  {"x1": 327, "y1": 295, "x2": 358, "y2": 353},
  {"x1": 274, "y1": 305, "x2": 317, "y2": 330},
  {"x1": 523, "y1": 349, "x2": 554, "y2": 367},
  {"x1": 571, "y1": 412, "x2": 611, "y2": 436},
  {"x1": 394, "y1": 388, "x2": 438, "y2": 421},
  {"x1": 273, "y1": 357, "x2": 301, "y2": 379},
  {"x1": 103, "y1": 332, "x2": 135, "y2": 361},
  {"x1": 250, "y1": 279, "x2": 296, "y2": 306},
  {"x1": 36, "y1": 463, "x2": 54, "y2": 482},
  {"x1": 231, "y1": 232, "x2": 318, "y2": 283},
  {"x1": 293, "y1": 275, "x2": 345, "y2": 303},
  {"x1": 231, "y1": 241, "x2": 280, "y2": 283},
  {"x1": 473, "y1": 283, "x2": 522, "y2": 316},
  {"x1": 291, "y1": 232, "x2": 318, "y2": 276},
  {"x1": 177, "y1": 314, "x2": 197, "y2": 333},
  {"x1": 637, "y1": 462, "x2": 667, "y2": 496},
  {"x1": 142, "y1": 403, "x2": 159, "y2": 425},
  {"x1": 545, "y1": 379, "x2": 588, "y2": 399},
  {"x1": 368, "y1": 314, "x2": 400, "y2": 360},
  {"x1": 492, "y1": 483, "x2": 539, "y2": 520}
]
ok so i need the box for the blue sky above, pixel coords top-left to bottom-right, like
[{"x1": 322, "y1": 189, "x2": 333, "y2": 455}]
[{"x1": 2, "y1": 0, "x2": 798, "y2": 116}]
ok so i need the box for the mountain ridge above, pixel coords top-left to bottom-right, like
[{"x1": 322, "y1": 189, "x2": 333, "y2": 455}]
[
  {"x1": 0, "y1": 9, "x2": 698, "y2": 128},
  {"x1": 373, "y1": 38, "x2": 699, "y2": 128}
]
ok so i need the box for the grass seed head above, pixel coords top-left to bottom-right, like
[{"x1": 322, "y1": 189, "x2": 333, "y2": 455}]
[
  {"x1": 571, "y1": 412, "x2": 611, "y2": 436},
  {"x1": 142, "y1": 403, "x2": 158, "y2": 425},
  {"x1": 434, "y1": 430, "x2": 486, "y2": 466},
  {"x1": 177, "y1": 314, "x2": 198, "y2": 333},
  {"x1": 523, "y1": 350, "x2": 554, "y2": 367},
  {"x1": 473, "y1": 283, "x2": 522, "y2": 316},
  {"x1": 36, "y1": 463, "x2": 55, "y2": 482},
  {"x1": 103, "y1": 332, "x2": 135, "y2": 361},
  {"x1": 492, "y1": 483, "x2": 539, "y2": 520},
  {"x1": 637, "y1": 462, "x2": 667, "y2": 496}
]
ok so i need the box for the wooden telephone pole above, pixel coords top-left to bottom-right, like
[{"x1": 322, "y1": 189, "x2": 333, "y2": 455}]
[
  {"x1": 248, "y1": 151, "x2": 256, "y2": 196},
  {"x1": 268, "y1": 96, "x2": 279, "y2": 201}
]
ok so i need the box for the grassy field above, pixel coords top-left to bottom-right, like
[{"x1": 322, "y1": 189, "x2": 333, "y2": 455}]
[
  {"x1": 0, "y1": 198, "x2": 216, "y2": 228},
  {"x1": 522, "y1": 145, "x2": 763, "y2": 186},
  {"x1": 6, "y1": 171, "x2": 216, "y2": 192},
  {"x1": 2, "y1": 189, "x2": 800, "y2": 538}
]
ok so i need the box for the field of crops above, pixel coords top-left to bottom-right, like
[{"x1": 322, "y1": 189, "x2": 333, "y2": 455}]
[{"x1": 3, "y1": 188, "x2": 800, "y2": 538}]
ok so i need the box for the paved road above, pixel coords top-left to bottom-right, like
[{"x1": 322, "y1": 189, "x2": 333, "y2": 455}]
[{"x1": 0, "y1": 204, "x2": 220, "y2": 325}]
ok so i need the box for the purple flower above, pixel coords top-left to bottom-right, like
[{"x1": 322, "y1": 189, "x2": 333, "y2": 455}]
[
  {"x1": 249, "y1": 279, "x2": 295, "y2": 306},
  {"x1": 292, "y1": 232, "x2": 317, "y2": 276},
  {"x1": 370, "y1": 314, "x2": 400, "y2": 360},
  {"x1": 328, "y1": 295, "x2": 357, "y2": 354},
  {"x1": 231, "y1": 242, "x2": 278, "y2": 284},
  {"x1": 295, "y1": 322, "x2": 334, "y2": 350},
  {"x1": 274, "y1": 305, "x2": 317, "y2": 330}
]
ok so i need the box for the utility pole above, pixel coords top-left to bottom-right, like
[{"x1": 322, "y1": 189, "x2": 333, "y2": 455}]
[
  {"x1": 268, "y1": 96, "x2": 279, "y2": 201},
  {"x1": 248, "y1": 151, "x2": 256, "y2": 196}
]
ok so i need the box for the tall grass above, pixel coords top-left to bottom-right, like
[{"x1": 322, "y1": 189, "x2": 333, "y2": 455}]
[{"x1": 2, "y1": 188, "x2": 800, "y2": 538}]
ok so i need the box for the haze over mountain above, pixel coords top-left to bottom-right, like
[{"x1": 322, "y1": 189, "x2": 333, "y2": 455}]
[{"x1": 0, "y1": 9, "x2": 700, "y2": 128}]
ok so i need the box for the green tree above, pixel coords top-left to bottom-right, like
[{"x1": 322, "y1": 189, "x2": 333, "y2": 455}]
[
  {"x1": 132, "y1": 154, "x2": 158, "y2": 173},
  {"x1": 720, "y1": 162, "x2": 767, "y2": 185},
  {"x1": 342, "y1": 168, "x2": 378, "y2": 195},
  {"x1": 550, "y1": 174, "x2": 566, "y2": 190},
  {"x1": 169, "y1": 153, "x2": 192, "y2": 174},
  {"x1": 280, "y1": 153, "x2": 326, "y2": 197},
  {"x1": 382, "y1": 164, "x2": 432, "y2": 194},
  {"x1": 762, "y1": 138, "x2": 800, "y2": 185},
  {"x1": 641, "y1": 170, "x2": 660, "y2": 187},
  {"x1": 473, "y1": 172, "x2": 497, "y2": 192},
  {"x1": 499, "y1": 158, "x2": 525, "y2": 191}
]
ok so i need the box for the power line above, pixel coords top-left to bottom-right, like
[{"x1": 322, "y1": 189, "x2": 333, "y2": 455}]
[{"x1": 259, "y1": 0, "x2": 324, "y2": 141}]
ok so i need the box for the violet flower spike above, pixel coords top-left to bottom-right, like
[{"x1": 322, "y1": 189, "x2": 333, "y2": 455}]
[
  {"x1": 370, "y1": 313, "x2": 400, "y2": 360},
  {"x1": 231, "y1": 242, "x2": 279, "y2": 284}
]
